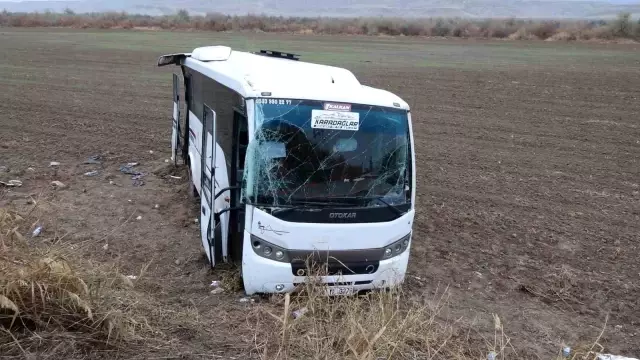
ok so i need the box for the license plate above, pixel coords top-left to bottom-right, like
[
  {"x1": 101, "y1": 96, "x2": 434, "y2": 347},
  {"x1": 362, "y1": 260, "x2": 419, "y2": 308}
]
[{"x1": 326, "y1": 286, "x2": 354, "y2": 296}]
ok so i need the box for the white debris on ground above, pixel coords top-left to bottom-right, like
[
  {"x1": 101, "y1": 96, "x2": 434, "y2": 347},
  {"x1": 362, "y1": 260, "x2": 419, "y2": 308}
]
[
  {"x1": 50, "y1": 180, "x2": 67, "y2": 189},
  {"x1": 292, "y1": 307, "x2": 308, "y2": 319},
  {"x1": 126, "y1": 275, "x2": 138, "y2": 280},
  {"x1": 49, "y1": 161, "x2": 60, "y2": 167},
  {"x1": 597, "y1": 355, "x2": 639, "y2": 360},
  {"x1": 31, "y1": 226, "x2": 43, "y2": 237},
  {"x1": 0, "y1": 180, "x2": 22, "y2": 187},
  {"x1": 210, "y1": 288, "x2": 224, "y2": 295}
]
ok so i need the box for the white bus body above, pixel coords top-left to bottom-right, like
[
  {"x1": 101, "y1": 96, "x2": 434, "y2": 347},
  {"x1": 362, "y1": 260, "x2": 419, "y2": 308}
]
[{"x1": 158, "y1": 47, "x2": 416, "y2": 295}]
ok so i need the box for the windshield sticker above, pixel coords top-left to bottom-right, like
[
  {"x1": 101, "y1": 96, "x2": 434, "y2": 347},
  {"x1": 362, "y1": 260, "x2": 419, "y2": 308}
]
[
  {"x1": 311, "y1": 110, "x2": 360, "y2": 131},
  {"x1": 324, "y1": 103, "x2": 351, "y2": 112}
]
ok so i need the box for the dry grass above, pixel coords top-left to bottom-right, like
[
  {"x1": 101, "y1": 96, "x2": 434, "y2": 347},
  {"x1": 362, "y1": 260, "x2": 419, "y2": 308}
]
[
  {"x1": 508, "y1": 28, "x2": 539, "y2": 41},
  {"x1": 247, "y1": 268, "x2": 509, "y2": 360},
  {"x1": 0, "y1": 205, "x2": 152, "y2": 358},
  {"x1": 246, "y1": 265, "x2": 614, "y2": 360}
]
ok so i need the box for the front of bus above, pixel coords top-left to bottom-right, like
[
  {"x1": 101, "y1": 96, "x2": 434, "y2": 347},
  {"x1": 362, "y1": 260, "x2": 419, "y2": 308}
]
[{"x1": 241, "y1": 97, "x2": 415, "y2": 295}]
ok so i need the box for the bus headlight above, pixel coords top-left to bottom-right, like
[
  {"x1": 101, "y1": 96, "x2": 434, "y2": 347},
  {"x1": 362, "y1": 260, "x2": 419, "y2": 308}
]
[
  {"x1": 251, "y1": 235, "x2": 290, "y2": 263},
  {"x1": 383, "y1": 233, "x2": 411, "y2": 259}
]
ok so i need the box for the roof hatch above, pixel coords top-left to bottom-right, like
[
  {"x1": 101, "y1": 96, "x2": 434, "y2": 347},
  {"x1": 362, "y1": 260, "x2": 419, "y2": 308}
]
[{"x1": 191, "y1": 46, "x2": 232, "y2": 62}]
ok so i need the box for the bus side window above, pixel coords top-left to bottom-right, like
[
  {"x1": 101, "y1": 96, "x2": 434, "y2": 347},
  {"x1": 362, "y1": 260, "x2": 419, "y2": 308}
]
[{"x1": 205, "y1": 112, "x2": 214, "y2": 135}]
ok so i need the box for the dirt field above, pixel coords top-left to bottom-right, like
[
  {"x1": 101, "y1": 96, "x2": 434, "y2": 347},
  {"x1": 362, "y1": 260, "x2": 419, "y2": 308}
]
[{"x1": 1, "y1": 28, "x2": 639, "y2": 358}]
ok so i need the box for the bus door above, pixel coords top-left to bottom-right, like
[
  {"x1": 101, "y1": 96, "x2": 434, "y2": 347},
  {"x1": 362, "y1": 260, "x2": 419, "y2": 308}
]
[
  {"x1": 171, "y1": 73, "x2": 181, "y2": 166},
  {"x1": 200, "y1": 104, "x2": 220, "y2": 268}
]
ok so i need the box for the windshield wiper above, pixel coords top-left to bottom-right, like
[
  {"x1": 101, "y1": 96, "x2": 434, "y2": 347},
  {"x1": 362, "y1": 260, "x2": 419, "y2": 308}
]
[
  {"x1": 271, "y1": 204, "x2": 321, "y2": 216},
  {"x1": 328, "y1": 195, "x2": 406, "y2": 216},
  {"x1": 290, "y1": 197, "x2": 355, "y2": 207},
  {"x1": 370, "y1": 196, "x2": 404, "y2": 216},
  {"x1": 246, "y1": 200, "x2": 352, "y2": 216}
]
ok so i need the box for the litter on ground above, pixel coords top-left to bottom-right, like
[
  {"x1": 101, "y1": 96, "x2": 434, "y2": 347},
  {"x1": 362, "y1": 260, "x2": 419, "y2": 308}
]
[
  {"x1": 50, "y1": 180, "x2": 67, "y2": 189},
  {"x1": 120, "y1": 163, "x2": 146, "y2": 186},
  {"x1": 31, "y1": 226, "x2": 43, "y2": 237},
  {"x1": 292, "y1": 307, "x2": 308, "y2": 319},
  {"x1": 119, "y1": 164, "x2": 141, "y2": 175},
  {"x1": 0, "y1": 180, "x2": 22, "y2": 187},
  {"x1": 83, "y1": 155, "x2": 102, "y2": 164},
  {"x1": 132, "y1": 174, "x2": 145, "y2": 186}
]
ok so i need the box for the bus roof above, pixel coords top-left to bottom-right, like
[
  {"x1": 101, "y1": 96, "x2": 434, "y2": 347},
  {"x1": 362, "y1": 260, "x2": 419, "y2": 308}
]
[{"x1": 172, "y1": 46, "x2": 410, "y2": 110}]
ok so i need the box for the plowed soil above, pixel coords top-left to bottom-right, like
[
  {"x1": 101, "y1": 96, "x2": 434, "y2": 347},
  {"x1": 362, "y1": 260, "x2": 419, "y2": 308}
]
[{"x1": 1, "y1": 28, "x2": 639, "y2": 358}]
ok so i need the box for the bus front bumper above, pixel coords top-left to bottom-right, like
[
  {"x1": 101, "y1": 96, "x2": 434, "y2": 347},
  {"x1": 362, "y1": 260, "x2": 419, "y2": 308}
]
[{"x1": 241, "y1": 233, "x2": 411, "y2": 295}]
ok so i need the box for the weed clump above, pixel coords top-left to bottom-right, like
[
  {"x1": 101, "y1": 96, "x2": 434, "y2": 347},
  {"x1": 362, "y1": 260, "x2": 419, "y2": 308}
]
[{"x1": 0, "y1": 207, "x2": 147, "y2": 357}]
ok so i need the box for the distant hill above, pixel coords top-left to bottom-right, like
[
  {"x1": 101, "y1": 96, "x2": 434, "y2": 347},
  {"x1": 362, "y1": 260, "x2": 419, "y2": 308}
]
[{"x1": 2, "y1": 0, "x2": 639, "y2": 19}]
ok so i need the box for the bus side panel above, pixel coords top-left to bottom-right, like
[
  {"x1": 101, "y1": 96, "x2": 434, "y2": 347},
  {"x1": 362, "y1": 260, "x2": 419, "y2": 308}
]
[{"x1": 185, "y1": 65, "x2": 247, "y2": 261}]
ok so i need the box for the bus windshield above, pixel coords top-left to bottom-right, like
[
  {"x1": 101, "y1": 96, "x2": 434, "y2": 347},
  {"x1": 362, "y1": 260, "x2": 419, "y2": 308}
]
[{"x1": 243, "y1": 99, "x2": 411, "y2": 208}]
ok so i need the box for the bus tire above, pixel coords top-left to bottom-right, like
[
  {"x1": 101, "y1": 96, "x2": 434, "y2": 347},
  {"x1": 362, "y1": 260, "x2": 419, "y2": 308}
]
[
  {"x1": 186, "y1": 164, "x2": 198, "y2": 202},
  {"x1": 213, "y1": 217, "x2": 223, "y2": 264}
]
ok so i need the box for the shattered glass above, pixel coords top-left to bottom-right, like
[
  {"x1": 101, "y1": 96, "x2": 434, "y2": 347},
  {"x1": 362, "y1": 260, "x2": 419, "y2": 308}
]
[{"x1": 243, "y1": 99, "x2": 411, "y2": 209}]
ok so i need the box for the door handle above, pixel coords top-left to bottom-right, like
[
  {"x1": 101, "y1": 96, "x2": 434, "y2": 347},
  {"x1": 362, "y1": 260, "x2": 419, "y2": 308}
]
[{"x1": 201, "y1": 206, "x2": 206, "y2": 215}]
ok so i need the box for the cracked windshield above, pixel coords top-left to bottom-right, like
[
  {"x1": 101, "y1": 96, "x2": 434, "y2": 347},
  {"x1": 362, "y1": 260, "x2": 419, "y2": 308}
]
[{"x1": 243, "y1": 99, "x2": 411, "y2": 208}]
